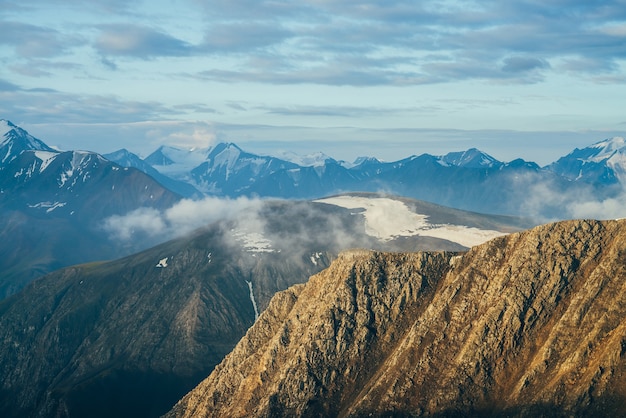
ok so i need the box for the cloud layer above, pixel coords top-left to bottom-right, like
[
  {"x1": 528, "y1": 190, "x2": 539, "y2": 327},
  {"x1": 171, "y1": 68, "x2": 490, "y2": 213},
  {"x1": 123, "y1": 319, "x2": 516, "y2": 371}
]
[
  {"x1": 102, "y1": 196, "x2": 263, "y2": 242},
  {"x1": 3, "y1": 1, "x2": 625, "y2": 85},
  {"x1": 102, "y1": 187, "x2": 626, "y2": 256}
]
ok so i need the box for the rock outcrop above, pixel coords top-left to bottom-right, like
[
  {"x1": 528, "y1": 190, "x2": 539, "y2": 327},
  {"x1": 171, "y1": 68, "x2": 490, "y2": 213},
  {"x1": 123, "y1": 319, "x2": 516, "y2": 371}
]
[{"x1": 167, "y1": 219, "x2": 626, "y2": 417}]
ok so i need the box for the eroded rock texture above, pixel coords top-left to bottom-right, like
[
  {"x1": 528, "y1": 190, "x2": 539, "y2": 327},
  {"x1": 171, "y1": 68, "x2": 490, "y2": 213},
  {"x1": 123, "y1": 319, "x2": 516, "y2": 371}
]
[{"x1": 167, "y1": 219, "x2": 626, "y2": 417}]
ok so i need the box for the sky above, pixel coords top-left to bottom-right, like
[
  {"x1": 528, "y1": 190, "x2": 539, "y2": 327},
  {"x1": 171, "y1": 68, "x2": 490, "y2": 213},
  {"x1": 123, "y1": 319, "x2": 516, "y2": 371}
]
[{"x1": 1, "y1": 0, "x2": 626, "y2": 166}]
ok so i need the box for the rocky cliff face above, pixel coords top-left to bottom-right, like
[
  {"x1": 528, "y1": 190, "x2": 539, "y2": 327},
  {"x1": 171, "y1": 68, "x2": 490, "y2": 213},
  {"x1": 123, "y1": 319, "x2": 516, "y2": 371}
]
[{"x1": 167, "y1": 219, "x2": 626, "y2": 417}]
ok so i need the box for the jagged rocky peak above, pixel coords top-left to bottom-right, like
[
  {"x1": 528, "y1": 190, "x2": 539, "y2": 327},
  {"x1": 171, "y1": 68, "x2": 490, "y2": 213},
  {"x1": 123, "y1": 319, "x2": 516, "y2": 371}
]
[{"x1": 167, "y1": 219, "x2": 626, "y2": 417}]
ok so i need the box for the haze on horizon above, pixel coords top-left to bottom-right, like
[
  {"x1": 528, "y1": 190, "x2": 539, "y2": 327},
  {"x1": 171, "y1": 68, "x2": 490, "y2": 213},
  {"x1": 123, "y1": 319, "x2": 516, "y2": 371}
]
[{"x1": 1, "y1": 0, "x2": 625, "y2": 165}]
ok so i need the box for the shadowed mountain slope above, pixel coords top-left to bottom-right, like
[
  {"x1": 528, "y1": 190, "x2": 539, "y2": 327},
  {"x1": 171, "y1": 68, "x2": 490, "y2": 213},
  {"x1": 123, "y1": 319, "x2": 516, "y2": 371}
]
[{"x1": 0, "y1": 121, "x2": 183, "y2": 298}]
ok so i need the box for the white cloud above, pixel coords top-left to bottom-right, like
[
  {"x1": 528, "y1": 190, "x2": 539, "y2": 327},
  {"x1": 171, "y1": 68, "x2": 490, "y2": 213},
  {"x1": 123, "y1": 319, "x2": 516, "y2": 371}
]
[
  {"x1": 569, "y1": 194, "x2": 626, "y2": 220},
  {"x1": 102, "y1": 207, "x2": 167, "y2": 241},
  {"x1": 102, "y1": 196, "x2": 264, "y2": 242}
]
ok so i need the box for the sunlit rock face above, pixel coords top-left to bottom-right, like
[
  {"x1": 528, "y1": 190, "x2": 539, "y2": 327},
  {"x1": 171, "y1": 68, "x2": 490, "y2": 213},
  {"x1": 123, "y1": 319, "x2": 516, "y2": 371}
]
[{"x1": 168, "y1": 219, "x2": 626, "y2": 418}]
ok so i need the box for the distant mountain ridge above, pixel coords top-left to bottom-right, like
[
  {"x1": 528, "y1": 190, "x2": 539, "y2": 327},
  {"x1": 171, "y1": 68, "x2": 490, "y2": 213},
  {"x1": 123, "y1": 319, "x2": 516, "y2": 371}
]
[
  {"x1": 104, "y1": 148, "x2": 202, "y2": 198},
  {"x1": 0, "y1": 120, "x2": 56, "y2": 164},
  {"x1": 134, "y1": 130, "x2": 625, "y2": 218},
  {"x1": 4, "y1": 119, "x2": 626, "y2": 219}
]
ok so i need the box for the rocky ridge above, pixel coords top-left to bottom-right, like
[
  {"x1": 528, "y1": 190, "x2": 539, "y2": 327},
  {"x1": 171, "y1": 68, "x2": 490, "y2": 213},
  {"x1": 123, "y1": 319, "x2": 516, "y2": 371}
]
[{"x1": 167, "y1": 219, "x2": 626, "y2": 417}]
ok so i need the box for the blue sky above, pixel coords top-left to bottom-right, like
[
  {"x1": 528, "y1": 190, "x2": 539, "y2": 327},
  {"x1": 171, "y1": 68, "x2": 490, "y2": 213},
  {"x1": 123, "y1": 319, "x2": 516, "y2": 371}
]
[{"x1": 1, "y1": 0, "x2": 625, "y2": 165}]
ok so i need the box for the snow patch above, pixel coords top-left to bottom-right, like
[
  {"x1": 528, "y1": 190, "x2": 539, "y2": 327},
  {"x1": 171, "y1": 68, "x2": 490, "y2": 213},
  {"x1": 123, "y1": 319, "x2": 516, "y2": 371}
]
[
  {"x1": 246, "y1": 280, "x2": 260, "y2": 321},
  {"x1": 1, "y1": 142, "x2": 13, "y2": 163},
  {"x1": 33, "y1": 151, "x2": 58, "y2": 172},
  {"x1": 148, "y1": 145, "x2": 211, "y2": 177},
  {"x1": 58, "y1": 169, "x2": 74, "y2": 187},
  {"x1": 590, "y1": 137, "x2": 626, "y2": 159},
  {"x1": 316, "y1": 196, "x2": 505, "y2": 248},
  {"x1": 232, "y1": 229, "x2": 276, "y2": 253},
  {"x1": 156, "y1": 257, "x2": 169, "y2": 268},
  {"x1": 276, "y1": 150, "x2": 332, "y2": 167},
  {"x1": 28, "y1": 201, "x2": 67, "y2": 212},
  {"x1": 310, "y1": 252, "x2": 323, "y2": 265},
  {"x1": 316, "y1": 196, "x2": 429, "y2": 242}
]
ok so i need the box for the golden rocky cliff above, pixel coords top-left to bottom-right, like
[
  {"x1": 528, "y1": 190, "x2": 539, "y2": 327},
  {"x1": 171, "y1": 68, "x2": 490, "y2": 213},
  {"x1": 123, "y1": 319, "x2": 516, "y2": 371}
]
[{"x1": 166, "y1": 219, "x2": 626, "y2": 417}]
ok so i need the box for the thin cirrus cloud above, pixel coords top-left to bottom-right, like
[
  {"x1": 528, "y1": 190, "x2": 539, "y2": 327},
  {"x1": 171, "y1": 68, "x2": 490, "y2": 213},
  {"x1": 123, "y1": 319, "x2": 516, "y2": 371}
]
[
  {"x1": 190, "y1": 0, "x2": 317, "y2": 19},
  {"x1": 201, "y1": 22, "x2": 293, "y2": 52},
  {"x1": 0, "y1": 21, "x2": 81, "y2": 58},
  {"x1": 0, "y1": 79, "x2": 21, "y2": 92},
  {"x1": 94, "y1": 22, "x2": 292, "y2": 58},
  {"x1": 95, "y1": 24, "x2": 194, "y2": 58},
  {"x1": 0, "y1": 87, "x2": 172, "y2": 123},
  {"x1": 193, "y1": 66, "x2": 412, "y2": 86}
]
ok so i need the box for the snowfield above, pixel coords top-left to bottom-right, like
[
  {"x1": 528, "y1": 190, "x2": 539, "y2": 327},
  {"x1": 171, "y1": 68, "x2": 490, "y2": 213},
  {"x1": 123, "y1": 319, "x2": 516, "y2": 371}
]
[
  {"x1": 33, "y1": 150, "x2": 59, "y2": 172},
  {"x1": 315, "y1": 196, "x2": 506, "y2": 248},
  {"x1": 149, "y1": 146, "x2": 210, "y2": 178},
  {"x1": 232, "y1": 229, "x2": 276, "y2": 253}
]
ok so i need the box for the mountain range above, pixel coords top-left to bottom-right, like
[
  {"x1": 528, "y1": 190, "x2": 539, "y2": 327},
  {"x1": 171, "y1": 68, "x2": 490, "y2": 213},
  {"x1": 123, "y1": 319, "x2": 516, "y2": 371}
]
[
  {"x1": 5, "y1": 120, "x2": 626, "y2": 222},
  {"x1": 2, "y1": 117, "x2": 625, "y2": 297},
  {"x1": 117, "y1": 130, "x2": 626, "y2": 219}
]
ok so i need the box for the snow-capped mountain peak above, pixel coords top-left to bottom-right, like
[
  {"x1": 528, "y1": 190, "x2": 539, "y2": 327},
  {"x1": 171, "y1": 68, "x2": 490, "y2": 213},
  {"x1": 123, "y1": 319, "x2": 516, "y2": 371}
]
[
  {"x1": 439, "y1": 148, "x2": 501, "y2": 168},
  {"x1": 188, "y1": 142, "x2": 299, "y2": 194},
  {"x1": 144, "y1": 145, "x2": 212, "y2": 178},
  {"x1": 547, "y1": 136, "x2": 626, "y2": 184},
  {"x1": 596, "y1": 137, "x2": 626, "y2": 180},
  {"x1": 345, "y1": 156, "x2": 381, "y2": 168},
  {"x1": 103, "y1": 148, "x2": 135, "y2": 164},
  {"x1": 208, "y1": 142, "x2": 242, "y2": 166},
  {"x1": 275, "y1": 150, "x2": 335, "y2": 167},
  {"x1": 587, "y1": 137, "x2": 626, "y2": 162},
  {"x1": 0, "y1": 119, "x2": 16, "y2": 137},
  {"x1": 1, "y1": 119, "x2": 56, "y2": 164}
]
